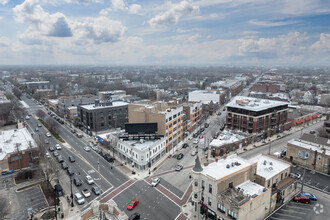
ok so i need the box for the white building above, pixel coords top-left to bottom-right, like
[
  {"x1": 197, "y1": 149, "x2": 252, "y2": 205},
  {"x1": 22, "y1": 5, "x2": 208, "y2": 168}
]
[
  {"x1": 109, "y1": 133, "x2": 166, "y2": 171},
  {"x1": 188, "y1": 90, "x2": 223, "y2": 104}
]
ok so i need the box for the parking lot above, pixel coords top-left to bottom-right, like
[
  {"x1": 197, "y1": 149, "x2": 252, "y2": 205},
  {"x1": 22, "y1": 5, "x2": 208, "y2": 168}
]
[
  {"x1": 292, "y1": 166, "x2": 330, "y2": 193},
  {"x1": 0, "y1": 176, "x2": 15, "y2": 190},
  {"x1": 268, "y1": 186, "x2": 329, "y2": 220},
  {"x1": 17, "y1": 185, "x2": 48, "y2": 216}
]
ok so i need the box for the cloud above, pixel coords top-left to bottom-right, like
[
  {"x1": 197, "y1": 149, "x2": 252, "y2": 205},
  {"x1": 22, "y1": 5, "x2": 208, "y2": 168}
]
[
  {"x1": 0, "y1": 0, "x2": 9, "y2": 5},
  {"x1": 0, "y1": 16, "x2": 3, "y2": 20},
  {"x1": 149, "y1": 1, "x2": 200, "y2": 27},
  {"x1": 310, "y1": 33, "x2": 330, "y2": 51},
  {"x1": 111, "y1": 0, "x2": 126, "y2": 11},
  {"x1": 65, "y1": 0, "x2": 103, "y2": 4},
  {"x1": 0, "y1": 36, "x2": 10, "y2": 47},
  {"x1": 129, "y1": 4, "x2": 142, "y2": 15},
  {"x1": 48, "y1": 17, "x2": 72, "y2": 37},
  {"x1": 73, "y1": 16, "x2": 127, "y2": 44},
  {"x1": 249, "y1": 19, "x2": 299, "y2": 27},
  {"x1": 188, "y1": 34, "x2": 200, "y2": 42}
]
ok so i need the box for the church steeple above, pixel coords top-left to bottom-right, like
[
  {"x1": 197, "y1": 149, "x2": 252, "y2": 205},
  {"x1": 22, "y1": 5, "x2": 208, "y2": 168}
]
[{"x1": 193, "y1": 155, "x2": 203, "y2": 172}]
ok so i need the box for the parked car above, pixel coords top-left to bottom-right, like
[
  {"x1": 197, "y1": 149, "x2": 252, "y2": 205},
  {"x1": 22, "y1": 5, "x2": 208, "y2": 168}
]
[
  {"x1": 293, "y1": 195, "x2": 310, "y2": 203},
  {"x1": 191, "y1": 150, "x2": 197, "y2": 156},
  {"x1": 193, "y1": 133, "x2": 198, "y2": 138},
  {"x1": 309, "y1": 130, "x2": 316, "y2": 134},
  {"x1": 57, "y1": 155, "x2": 64, "y2": 163},
  {"x1": 45, "y1": 139, "x2": 49, "y2": 144},
  {"x1": 175, "y1": 165, "x2": 183, "y2": 171},
  {"x1": 177, "y1": 153, "x2": 184, "y2": 160},
  {"x1": 182, "y1": 143, "x2": 189, "y2": 148},
  {"x1": 85, "y1": 175, "x2": 94, "y2": 184},
  {"x1": 300, "y1": 192, "x2": 318, "y2": 201},
  {"x1": 69, "y1": 155, "x2": 75, "y2": 162},
  {"x1": 193, "y1": 139, "x2": 199, "y2": 145},
  {"x1": 55, "y1": 144, "x2": 61, "y2": 150},
  {"x1": 35, "y1": 127, "x2": 39, "y2": 132},
  {"x1": 84, "y1": 146, "x2": 91, "y2": 152},
  {"x1": 204, "y1": 123, "x2": 209, "y2": 128},
  {"x1": 49, "y1": 146, "x2": 55, "y2": 152},
  {"x1": 37, "y1": 123, "x2": 42, "y2": 127},
  {"x1": 67, "y1": 167, "x2": 74, "y2": 176},
  {"x1": 53, "y1": 151, "x2": 59, "y2": 157},
  {"x1": 151, "y1": 178, "x2": 160, "y2": 187},
  {"x1": 92, "y1": 186, "x2": 100, "y2": 195},
  {"x1": 127, "y1": 199, "x2": 139, "y2": 210},
  {"x1": 46, "y1": 132, "x2": 51, "y2": 137},
  {"x1": 71, "y1": 129, "x2": 76, "y2": 133},
  {"x1": 74, "y1": 178, "x2": 82, "y2": 187},
  {"x1": 128, "y1": 213, "x2": 141, "y2": 220},
  {"x1": 46, "y1": 152, "x2": 51, "y2": 158},
  {"x1": 82, "y1": 189, "x2": 91, "y2": 198},
  {"x1": 76, "y1": 133, "x2": 83, "y2": 138},
  {"x1": 217, "y1": 112, "x2": 222, "y2": 116},
  {"x1": 61, "y1": 162, "x2": 68, "y2": 169},
  {"x1": 104, "y1": 154, "x2": 114, "y2": 163},
  {"x1": 1, "y1": 170, "x2": 14, "y2": 175},
  {"x1": 74, "y1": 193, "x2": 85, "y2": 205}
]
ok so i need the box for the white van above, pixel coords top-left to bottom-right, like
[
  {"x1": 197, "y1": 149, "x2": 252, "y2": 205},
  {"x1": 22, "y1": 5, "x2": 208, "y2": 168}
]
[{"x1": 74, "y1": 193, "x2": 85, "y2": 205}]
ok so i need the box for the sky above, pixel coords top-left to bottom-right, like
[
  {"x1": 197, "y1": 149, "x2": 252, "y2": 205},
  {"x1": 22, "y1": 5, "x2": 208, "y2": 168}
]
[{"x1": 0, "y1": 0, "x2": 330, "y2": 66}]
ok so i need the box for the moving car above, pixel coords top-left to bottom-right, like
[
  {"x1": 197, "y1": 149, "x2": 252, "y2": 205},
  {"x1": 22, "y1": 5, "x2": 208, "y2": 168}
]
[
  {"x1": 191, "y1": 151, "x2": 197, "y2": 156},
  {"x1": 55, "y1": 144, "x2": 61, "y2": 150},
  {"x1": 175, "y1": 165, "x2": 183, "y2": 171},
  {"x1": 69, "y1": 156, "x2": 75, "y2": 162},
  {"x1": 182, "y1": 143, "x2": 189, "y2": 148},
  {"x1": 293, "y1": 195, "x2": 310, "y2": 203},
  {"x1": 53, "y1": 151, "x2": 59, "y2": 157},
  {"x1": 61, "y1": 162, "x2": 68, "y2": 169},
  {"x1": 74, "y1": 193, "x2": 85, "y2": 205},
  {"x1": 92, "y1": 186, "x2": 100, "y2": 195},
  {"x1": 71, "y1": 129, "x2": 76, "y2": 133},
  {"x1": 193, "y1": 139, "x2": 199, "y2": 145},
  {"x1": 76, "y1": 133, "x2": 83, "y2": 138},
  {"x1": 37, "y1": 123, "x2": 42, "y2": 127},
  {"x1": 85, "y1": 175, "x2": 94, "y2": 184},
  {"x1": 46, "y1": 132, "x2": 51, "y2": 137},
  {"x1": 127, "y1": 199, "x2": 139, "y2": 210},
  {"x1": 73, "y1": 178, "x2": 82, "y2": 187},
  {"x1": 204, "y1": 123, "x2": 209, "y2": 128},
  {"x1": 49, "y1": 146, "x2": 55, "y2": 152},
  {"x1": 177, "y1": 153, "x2": 184, "y2": 160},
  {"x1": 82, "y1": 189, "x2": 91, "y2": 198},
  {"x1": 84, "y1": 146, "x2": 91, "y2": 152},
  {"x1": 128, "y1": 213, "x2": 141, "y2": 220},
  {"x1": 300, "y1": 192, "x2": 318, "y2": 201},
  {"x1": 151, "y1": 178, "x2": 160, "y2": 187},
  {"x1": 25, "y1": 116, "x2": 30, "y2": 120},
  {"x1": 35, "y1": 127, "x2": 39, "y2": 132},
  {"x1": 45, "y1": 152, "x2": 51, "y2": 158}
]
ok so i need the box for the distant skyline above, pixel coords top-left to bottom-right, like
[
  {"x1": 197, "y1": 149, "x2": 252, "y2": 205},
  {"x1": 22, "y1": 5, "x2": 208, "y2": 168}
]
[{"x1": 0, "y1": 0, "x2": 330, "y2": 66}]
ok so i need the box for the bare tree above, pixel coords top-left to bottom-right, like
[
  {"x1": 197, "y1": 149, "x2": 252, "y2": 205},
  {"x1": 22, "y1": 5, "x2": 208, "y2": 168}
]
[
  {"x1": 0, "y1": 197, "x2": 11, "y2": 219},
  {"x1": 36, "y1": 109, "x2": 46, "y2": 120},
  {"x1": 12, "y1": 87, "x2": 22, "y2": 99},
  {"x1": 46, "y1": 117, "x2": 59, "y2": 134}
]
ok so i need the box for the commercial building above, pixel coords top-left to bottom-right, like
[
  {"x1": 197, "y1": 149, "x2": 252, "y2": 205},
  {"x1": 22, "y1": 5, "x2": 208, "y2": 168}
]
[
  {"x1": 108, "y1": 131, "x2": 166, "y2": 171},
  {"x1": 286, "y1": 139, "x2": 330, "y2": 175},
  {"x1": 287, "y1": 107, "x2": 320, "y2": 128},
  {"x1": 324, "y1": 112, "x2": 330, "y2": 137},
  {"x1": 0, "y1": 127, "x2": 38, "y2": 172},
  {"x1": 48, "y1": 99, "x2": 59, "y2": 112},
  {"x1": 252, "y1": 82, "x2": 278, "y2": 94},
  {"x1": 182, "y1": 102, "x2": 202, "y2": 133},
  {"x1": 57, "y1": 95, "x2": 96, "y2": 117},
  {"x1": 188, "y1": 90, "x2": 226, "y2": 105},
  {"x1": 78, "y1": 99, "x2": 129, "y2": 134},
  {"x1": 226, "y1": 96, "x2": 289, "y2": 142},
  {"x1": 128, "y1": 102, "x2": 184, "y2": 152},
  {"x1": 192, "y1": 154, "x2": 298, "y2": 220}
]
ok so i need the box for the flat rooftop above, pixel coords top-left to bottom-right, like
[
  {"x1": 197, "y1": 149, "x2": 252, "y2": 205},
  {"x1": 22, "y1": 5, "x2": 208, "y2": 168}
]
[
  {"x1": 81, "y1": 101, "x2": 128, "y2": 110},
  {"x1": 121, "y1": 138, "x2": 165, "y2": 151},
  {"x1": 201, "y1": 154, "x2": 254, "y2": 180},
  {"x1": 226, "y1": 96, "x2": 288, "y2": 112},
  {"x1": 288, "y1": 108, "x2": 316, "y2": 119},
  {"x1": 0, "y1": 128, "x2": 37, "y2": 160},
  {"x1": 288, "y1": 139, "x2": 330, "y2": 156},
  {"x1": 251, "y1": 154, "x2": 291, "y2": 180},
  {"x1": 236, "y1": 180, "x2": 266, "y2": 198},
  {"x1": 210, "y1": 130, "x2": 247, "y2": 147}
]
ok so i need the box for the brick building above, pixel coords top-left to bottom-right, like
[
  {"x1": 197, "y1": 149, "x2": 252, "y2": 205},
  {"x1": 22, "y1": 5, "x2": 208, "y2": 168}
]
[
  {"x1": 252, "y1": 82, "x2": 278, "y2": 94},
  {"x1": 226, "y1": 96, "x2": 289, "y2": 142},
  {"x1": 183, "y1": 102, "x2": 202, "y2": 133},
  {"x1": 324, "y1": 112, "x2": 330, "y2": 137}
]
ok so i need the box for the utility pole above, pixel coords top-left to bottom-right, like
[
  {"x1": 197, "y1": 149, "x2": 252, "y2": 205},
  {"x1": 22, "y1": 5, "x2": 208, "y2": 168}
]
[
  {"x1": 70, "y1": 175, "x2": 74, "y2": 207},
  {"x1": 301, "y1": 159, "x2": 307, "y2": 192}
]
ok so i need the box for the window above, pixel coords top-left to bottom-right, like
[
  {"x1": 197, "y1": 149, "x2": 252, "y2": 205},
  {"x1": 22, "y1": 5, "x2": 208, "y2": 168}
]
[
  {"x1": 202, "y1": 180, "x2": 205, "y2": 189},
  {"x1": 285, "y1": 172, "x2": 287, "y2": 178},
  {"x1": 318, "y1": 155, "x2": 322, "y2": 160},
  {"x1": 267, "y1": 180, "x2": 270, "y2": 187},
  {"x1": 217, "y1": 203, "x2": 226, "y2": 213},
  {"x1": 209, "y1": 184, "x2": 212, "y2": 194},
  {"x1": 228, "y1": 210, "x2": 237, "y2": 219},
  {"x1": 254, "y1": 168, "x2": 256, "y2": 175},
  {"x1": 194, "y1": 192, "x2": 198, "y2": 199},
  {"x1": 194, "y1": 179, "x2": 198, "y2": 187},
  {"x1": 208, "y1": 197, "x2": 212, "y2": 206}
]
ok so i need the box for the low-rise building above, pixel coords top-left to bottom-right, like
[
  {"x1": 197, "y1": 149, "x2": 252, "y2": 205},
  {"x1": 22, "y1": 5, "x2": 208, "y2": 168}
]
[
  {"x1": 183, "y1": 102, "x2": 202, "y2": 133},
  {"x1": 58, "y1": 95, "x2": 96, "y2": 117},
  {"x1": 286, "y1": 139, "x2": 330, "y2": 175},
  {"x1": 0, "y1": 127, "x2": 38, "y2": 172},
  {"x1": 188, "y1": 90, "x2": 226, "y2": 105},
  {"x1": 0, "y1": 93, "x2": 11, "y2": 124}
]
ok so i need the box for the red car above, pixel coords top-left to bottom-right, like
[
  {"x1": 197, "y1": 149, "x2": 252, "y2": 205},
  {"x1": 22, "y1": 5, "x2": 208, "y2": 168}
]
[
  {"x1": 293, "y1": 195, "x2": 310, "y2": 204},
  {"x1": 127, "y1": 199, "x2": 139, "y2": 210}
]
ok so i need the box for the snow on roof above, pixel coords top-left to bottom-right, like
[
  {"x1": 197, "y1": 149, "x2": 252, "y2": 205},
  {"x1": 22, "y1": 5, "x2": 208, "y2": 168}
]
[
  {"x1": 48, "y1": 99, "x2": 59, "y2": 104},
  {"x1": 236, "y1": 180, "x2": 265, "y2": 197},
  {"x1": 251, "y1": 154, "x2": 290, "y2": 180},
  {"x1": 210, "y1": 130, "x2": 246, "y2": 147},
  {"x1": 19, "y1": 100, "x2": 29, "y2": 108},
  {"x1": 0, "y1": 128, "x2": 37, "y2": 160},
  {"x1": 226, "y1": 96, "x2": 288, "y2": 112},
  {"x1": 288, "y1": 139, "x2": 330, "y2": 156},
  {"x1": 81, "y1": 101, "x2": 128, "y2": 110},
  {"x1": 121, "y1": 138, "x2": 165, "y2": 151},
  {"x1": 201, "y1": 154, "x2": 254, "y2": 180}
]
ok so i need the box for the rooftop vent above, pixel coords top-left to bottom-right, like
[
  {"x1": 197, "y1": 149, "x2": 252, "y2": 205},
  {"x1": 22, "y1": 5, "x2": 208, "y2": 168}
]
[
  {"x1": 234, "y1": 161, "x2": 241, "y2": 166},
  {"x1": 263, "y1": 160, "x2": 267, "y2": 165},
  {"x1": 269, "y1": 162, "x2": 273, "y2": 165},
  {"x1": 231, "y1": 162, "x2": 235, "y2": 167},
  {"x1": 252, "y1": 194, "x2": 258, "y2": 198},
  {"x1": 226, "y1": 164, "x2": 230, "y2": 168}
]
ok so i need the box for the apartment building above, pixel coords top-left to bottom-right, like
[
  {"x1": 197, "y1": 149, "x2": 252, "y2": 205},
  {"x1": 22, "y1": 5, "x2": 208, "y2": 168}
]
[
  {"x1": 183, "y1": 102, "x2": 202, "y2": 132},
  {"x1": 252, "y1": 82, "x2": 278, "y2": 94},
  {"x1": 128, "y1": 102, "x2": 184, "y2": 152},
  {"x1": 98, "y1": 90, "x2": 126, "y2": 101},
  {"x1": 78, "y1": 99, "x2": 128, "y2": 134},
  {"x1": 324, "y1": 112, "x2": 330, "y2": 136},
  {"x1": 192, "y1": 154, "x2": 298, "y2": 220},
  {"x1": 0, "y1": 93, "x2": 11, "y2": 124},
  {"x1": 226, "y1": 96, "x2": 289, "y2": 142},
  {"x1": 286, "y1": 139, "x2": 330, "y2": 175},
  {"x1": 57, "y1": 95, "x2": 96, "y2": 117}
]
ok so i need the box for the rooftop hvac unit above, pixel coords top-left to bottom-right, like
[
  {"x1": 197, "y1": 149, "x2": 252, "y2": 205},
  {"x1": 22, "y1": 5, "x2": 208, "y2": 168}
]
[
  {"x1": 269, "y1": 162, "x2": 273, "y2": 165},
  {"x1": 231, "y1": 162, "x2": 234, "y2": 167},
  {"x1": 226, "y1": 164, "x2": 230, "y2": 168},
  {"x1": 263, "y1": 160, "x2": 267, "y2": 165}
]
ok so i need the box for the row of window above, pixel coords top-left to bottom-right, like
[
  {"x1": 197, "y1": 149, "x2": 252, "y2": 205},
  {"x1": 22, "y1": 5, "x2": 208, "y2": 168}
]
[
  {"x1": 166, "y1": 111, "x2": 183, "y2": 123},
  {"x1": 194, "y1": 179, "x2": 213, "y2": 194}
]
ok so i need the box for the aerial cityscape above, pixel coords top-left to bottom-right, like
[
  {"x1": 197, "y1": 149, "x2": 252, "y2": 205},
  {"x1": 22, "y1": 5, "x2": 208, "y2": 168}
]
[{"x1": 1, "y1": 1, "x2": 330, "y2": 220}]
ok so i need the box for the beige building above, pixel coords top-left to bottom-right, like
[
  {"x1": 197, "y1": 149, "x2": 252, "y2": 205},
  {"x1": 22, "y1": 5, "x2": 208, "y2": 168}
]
[
  {"x1": 128, "y1": 102, "x2": 184, "y2": 152},
  {"x1": 286, "y1": 139, "x2": 330, "y2": 175},
  {"x1": 183, "y1": 102, "x2": 202, "y2": 132},
  {"x1": 192, "y1": 154, "x2": 298, "y2": 220}
]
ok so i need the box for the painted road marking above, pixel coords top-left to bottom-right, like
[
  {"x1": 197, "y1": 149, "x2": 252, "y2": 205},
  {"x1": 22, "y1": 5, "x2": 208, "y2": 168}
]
[
  {"x1": 313, "y1": 203, "x2": 324, "y2": 214},
  {"x1": 276, "y1": 213, "x2": 301, "y2": 219}
]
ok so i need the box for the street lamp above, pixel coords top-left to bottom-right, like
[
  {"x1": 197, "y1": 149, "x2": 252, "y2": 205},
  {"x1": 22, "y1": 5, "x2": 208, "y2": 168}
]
[
  {"x1": 148, "y1": 147, "x2": 151, "y2": 175},
  {"x1": 70, "y1": 175, "x2": 74, "y2": 207}
]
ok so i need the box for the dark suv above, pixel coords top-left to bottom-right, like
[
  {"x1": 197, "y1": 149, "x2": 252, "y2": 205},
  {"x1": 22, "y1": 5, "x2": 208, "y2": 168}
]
[
  {"x1": 128, "y1": 213, "x2": 140, "y2": 220},
  {"x1": 103, "y1": 154, "x2": 114, "y2": 163},
  {"x1": 73, "y1": 177, "x2": 82, "y2": 186},
  {"x1": 177, "y1": 153, "x2": 184, "y2": 160}
]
